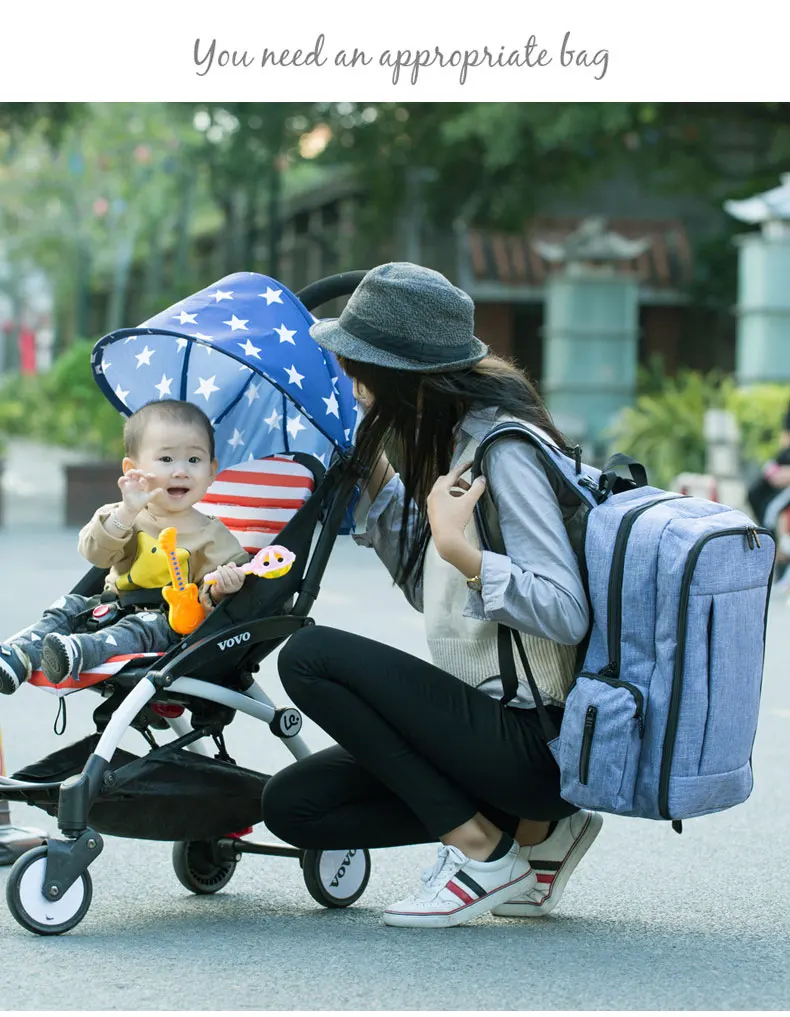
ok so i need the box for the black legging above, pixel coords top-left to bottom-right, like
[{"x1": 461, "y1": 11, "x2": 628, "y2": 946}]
[{"x1": 262, "y1": 625, "x2": 576, "y2": 850}]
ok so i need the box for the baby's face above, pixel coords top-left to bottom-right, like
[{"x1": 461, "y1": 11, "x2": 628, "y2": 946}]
[{"x1": 126, "y1": 419, "x2": 217, "y2": 512}]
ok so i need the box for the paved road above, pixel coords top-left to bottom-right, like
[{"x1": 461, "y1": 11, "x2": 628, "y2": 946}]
[{"x1": 0, "y1": 446, "x2": 789, "y2": 1010}]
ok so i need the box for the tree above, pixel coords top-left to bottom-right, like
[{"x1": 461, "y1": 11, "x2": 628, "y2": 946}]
[
  {"x1": 309, "y1": 102, "x2": 790, "y2": 312},
  {"x1": 0, "y1": 103, "x2": 202, "y2": 345},
  {"x1": 315, "y1": 103, "x2": 790, "y2": 230},
  {"x1": 0, "y1": 103, "x2": 86, "y2": 144},
  {"x1": 191, "y1": 103, "x2": 319, "y2": 277}
]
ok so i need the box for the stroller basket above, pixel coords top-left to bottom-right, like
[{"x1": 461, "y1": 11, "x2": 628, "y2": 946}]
[{"x1": 12, "y1": 735, "x2": 269, "y2": 843}]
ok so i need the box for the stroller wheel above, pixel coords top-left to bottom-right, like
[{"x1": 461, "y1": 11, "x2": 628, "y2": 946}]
[
  {"x1": 172, "y1": 840, "x2": 237, "y2": 895},
  {"x1": 6, "y1": 845, "x2": 92, "y2": 936},
  {"x1": 302, "y1": 848, "x2": 371, "y2": 909}
]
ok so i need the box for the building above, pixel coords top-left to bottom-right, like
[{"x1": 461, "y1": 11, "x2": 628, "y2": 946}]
[
  {"x1": 101, "y1": 164, "x2": 736, "y2": 396},
  {"x1": 263, "y1": 168, "x2": 737, "y2": 392}
]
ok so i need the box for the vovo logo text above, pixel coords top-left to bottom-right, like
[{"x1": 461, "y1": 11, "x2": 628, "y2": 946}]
[
  {"x1": 330, "y1": 849, "x2": 357, "y2": 888},
  {"x1": 217, "y1": 632, "x2": 251, "y2": 651}
]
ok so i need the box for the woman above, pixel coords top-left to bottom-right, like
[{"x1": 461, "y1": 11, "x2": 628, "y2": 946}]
[{"x1": 262, "y1": 262, "x2": 602, "y2": 928}]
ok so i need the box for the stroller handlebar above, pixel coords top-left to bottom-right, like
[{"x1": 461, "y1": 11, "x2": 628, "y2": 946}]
[{"x1": 296, "y1": 271, "x2": 367, "y2": 313}]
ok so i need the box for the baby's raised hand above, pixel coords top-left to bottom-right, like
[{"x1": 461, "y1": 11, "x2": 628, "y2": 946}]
[{"x1": 118, "y1": 470, "x2": 164, "y2": 515}]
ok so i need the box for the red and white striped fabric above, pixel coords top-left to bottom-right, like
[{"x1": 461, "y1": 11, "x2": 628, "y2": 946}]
[
  {"x1": 27, "y1": 456, "x2": 316, "y2": 696},
  {"x1": 196, "y1": 455, "x2": 316, "y2": 554}
]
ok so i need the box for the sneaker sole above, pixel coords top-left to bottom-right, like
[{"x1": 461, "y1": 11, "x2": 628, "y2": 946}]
[
  {"x1": 0, "y1": 659, "x2": 23, "y2": 694},
  {"x1": 41, "y1": 637, "x2": 77, "y2": 684},
  {"x1": 491, "y1": 812, "x2": 603, "y2": 918},
  {"x1": 382, "y1": 866, "x2": 537, "y2": 929}
]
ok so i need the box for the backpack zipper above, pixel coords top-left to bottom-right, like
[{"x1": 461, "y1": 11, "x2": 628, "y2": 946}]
[
  {"x1": 579, "y1": 706, "x2": 598, "y2": 783},
  {"x1": 658, "y1": 525, "x2": 772, "y2": 819},
  {"x1": 606, "y1": 495, "x2": 685, "y2": 676}
]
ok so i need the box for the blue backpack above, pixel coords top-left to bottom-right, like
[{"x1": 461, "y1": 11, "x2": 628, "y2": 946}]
[{"x1": 473, "y1": 422, "x2": 775, "y2": 831}]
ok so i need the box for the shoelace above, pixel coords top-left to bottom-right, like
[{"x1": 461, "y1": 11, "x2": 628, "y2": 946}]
[{"x1": 418, "y1": 844, "x2": 468, "y2": 900}]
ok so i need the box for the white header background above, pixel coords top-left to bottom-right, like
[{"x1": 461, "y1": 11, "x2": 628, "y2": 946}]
[{"x1": 1, "y1": 0, "x2": 787, "y2": 100}]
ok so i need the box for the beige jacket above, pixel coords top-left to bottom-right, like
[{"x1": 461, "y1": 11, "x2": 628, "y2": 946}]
[{"x1": 78, "y1": 503, "x2": 249, "y2": 597}]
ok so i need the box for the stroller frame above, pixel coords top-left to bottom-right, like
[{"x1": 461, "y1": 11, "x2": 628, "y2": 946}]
[{"x1": 0, "y1": 272, "x2": 373, "y2": 935}]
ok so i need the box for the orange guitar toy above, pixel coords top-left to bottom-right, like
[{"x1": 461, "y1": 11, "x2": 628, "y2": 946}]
[{"x1": 159, "y1": 527, "x2": 206, "y2": 635}]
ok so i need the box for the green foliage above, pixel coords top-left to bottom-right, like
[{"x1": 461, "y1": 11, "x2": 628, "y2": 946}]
[
  {"x1": 608, "y1": 367, "x2": 790, "y2": 490},
  {"x1": 5, "y1": 101, "x2": 790, "y2": 381},
  {"x1": 0, "y1": 103, "x2": 86, "y2": 144},
  {"x1": 0, "y1": 341, "x2": 124, "y2": 459},
  {"x1": 726, "y1": 384, "x2": 790, "y2": 467},
  {"x1": 608, "y1": 369, "x2": 734, "y2": 490},
  {"x1": 0, "y1": 103, "x2": 208, "y2": 344},
  {"x1": 316, "y1": 102, "x2": 790, "y2": 234}
]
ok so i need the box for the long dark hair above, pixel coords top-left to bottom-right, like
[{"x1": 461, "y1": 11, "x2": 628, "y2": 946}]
[{"x1": 338, "y1": 353, "x2": 569, "y2": 588}]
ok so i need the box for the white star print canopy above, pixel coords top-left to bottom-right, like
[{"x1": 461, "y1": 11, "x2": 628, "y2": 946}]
[{"x1": 91, "y1": 272, "x2": 358, "y2": 472}]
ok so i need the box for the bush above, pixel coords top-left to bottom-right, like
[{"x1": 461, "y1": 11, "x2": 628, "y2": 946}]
[
  {"x1": 725, "y1": 383, "x2": 790, "y2": 467},
  {"x1": 0, "y1": 340, "x2": 125, "y2": 459},
  {"x1": 607, "y1": 369, "x2": 733, "y2": 490},
  {"x1": 607, "y1": 366, "x2": 790, "y2": 490}
]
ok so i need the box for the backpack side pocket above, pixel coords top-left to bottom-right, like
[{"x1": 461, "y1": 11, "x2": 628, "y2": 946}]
[{"x1": 556, "y1": 672, "x2": 645, "y2": 813}]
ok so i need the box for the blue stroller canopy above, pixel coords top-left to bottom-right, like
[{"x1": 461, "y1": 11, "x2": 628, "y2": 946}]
[{"x1": 91, "y1": 272, "x2": 358, "y2": 472}]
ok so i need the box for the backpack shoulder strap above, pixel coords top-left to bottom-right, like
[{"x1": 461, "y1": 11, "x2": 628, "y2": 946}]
[
  {"x1": 472, "y1": 420, "x2": 568, "y2": 471},
  {"x1": 472, "y1": 421, "x2": 600, "y2": 556},
  {"x1": 469, "y1": 419, "x2": 597, "y2": 730},
  {"x1": 472, "y1": 421, "x2": 602, "y2": 511}
]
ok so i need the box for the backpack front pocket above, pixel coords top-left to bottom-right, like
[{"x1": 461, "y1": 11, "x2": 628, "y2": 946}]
[{"x1": 556, "y1": 672, "x2": 645, "y2": 814}]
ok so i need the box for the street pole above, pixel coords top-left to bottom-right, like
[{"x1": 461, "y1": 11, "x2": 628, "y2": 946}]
[
  {"x1": 533, "y1": 217, "x2": 651, "y2": 462},
  {"x1": 725, "y1": 175, "x2": 790, "y2": 384}
]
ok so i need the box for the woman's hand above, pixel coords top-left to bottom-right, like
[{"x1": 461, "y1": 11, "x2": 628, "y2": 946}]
[
  {"x1": 118, "y1": 470, "x2": 164, "y2": 516},
  {"x1": 427, "y1": 460, "x2": 486, "y2": 577}
]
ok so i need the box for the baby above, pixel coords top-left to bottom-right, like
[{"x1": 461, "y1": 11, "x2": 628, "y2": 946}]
[{"x1": 0, "y1": 399, "x2": 250, "y2": 692}]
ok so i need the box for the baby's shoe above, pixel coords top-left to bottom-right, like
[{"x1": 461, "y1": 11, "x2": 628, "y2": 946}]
[
  {"x1": 0, "y1": 643, "x2": 31, "y2": 694},
  {"x1": 383, "y1": 837, "x2": 536, "y2": 928},
  {"x1": 41, "y1": 633, "x2": 84, "y2": 684},
  {"x1": 491, "y1": 810, "x2": 603, "y2": 917}
]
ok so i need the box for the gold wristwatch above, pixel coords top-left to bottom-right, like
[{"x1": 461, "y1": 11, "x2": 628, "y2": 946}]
[{"x1": 466, "y1": 574, "x2": 483, "y2": 592}]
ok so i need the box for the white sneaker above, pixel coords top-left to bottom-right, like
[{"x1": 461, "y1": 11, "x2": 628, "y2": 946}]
[
  {"x1": 491, "y1": 811, "x2": 603, "y2": 917},
  {"x1": 383, "y1": 838, "x2": 536, "y2": 928}
]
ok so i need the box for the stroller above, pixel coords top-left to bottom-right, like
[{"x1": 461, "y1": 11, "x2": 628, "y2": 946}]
[{"x1": 0, "y1": 269, "x2": 374, "y2": 936}]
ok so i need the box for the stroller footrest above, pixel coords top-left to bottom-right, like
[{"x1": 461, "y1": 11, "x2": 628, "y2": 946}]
[{"x1": 27, "y1": 653, "x2": 164, "y2": 695}]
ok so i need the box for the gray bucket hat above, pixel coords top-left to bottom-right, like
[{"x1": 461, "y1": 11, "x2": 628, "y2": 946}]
[{"x1": 309, "y1": 262, "x2": 489, "y2": 373}]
